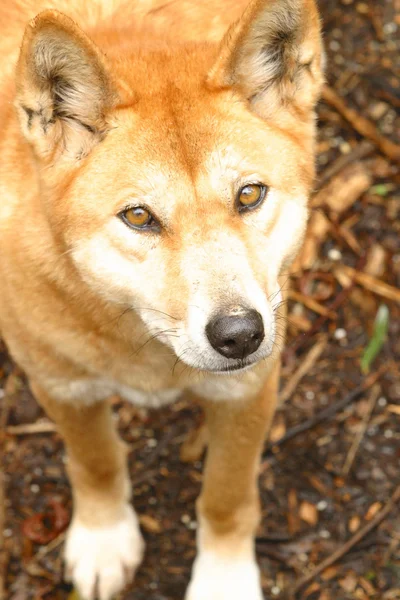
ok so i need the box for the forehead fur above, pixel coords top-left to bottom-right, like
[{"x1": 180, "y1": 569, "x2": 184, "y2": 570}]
[{"x1": 87, "y1": 45, "x2": 315, "y2": 191}]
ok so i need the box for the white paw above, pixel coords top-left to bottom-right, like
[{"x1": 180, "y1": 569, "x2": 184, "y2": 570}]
[
  {"x1": 186, "y1": 552, "x2": 264, "y2": 600},
  {"x1": 64, "y1": 504, "x2": 144, "y2": 600}
]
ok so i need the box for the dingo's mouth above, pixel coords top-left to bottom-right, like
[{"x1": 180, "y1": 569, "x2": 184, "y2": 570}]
[{"x1": 204, "y1": 360, "x2": 259, "y2": 375}]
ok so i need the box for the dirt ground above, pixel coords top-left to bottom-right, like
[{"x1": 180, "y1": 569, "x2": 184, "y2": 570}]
[{"x1": 1, "y1": 1, "x2": 400, "y2": 599}]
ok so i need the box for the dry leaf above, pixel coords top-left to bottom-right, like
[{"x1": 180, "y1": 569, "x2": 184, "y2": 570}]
[
  {"x1": 365, "y1": 244, "x2": 386, "y2": 277},
  {"x1": 304, "y1": 582, "x2": 321, "y2": 597},
  {"x1": 339, "y1": 572, "x2": 358, "y2": 593},
  {"x1": 269, "y1": 415, "x2": 286, "y2": 443},
  {"x1": 299, "y1": 501, "x2": 318, "y2": 526},
  {"x1": 349, "y1": 515, "x2": 361, "y2": 533},
  {"x1": 313, "y1": 162, "x2": 372, "y2": 213},
  {"x1": 287, "y1": 489, "x2": 300, "y2": 535},
  {"x1": 387, "y1": 404, "x2": 400, "y2": 416},
  {"x1": 359, "y1": 577, "x2": 376, "y2": 596},
  {"x1": 321, "y1": 566, "x2": 339, "y2": 581},
  {"x1": 139, "y1": 514, "x2": 162, "y2": 534},
  {"x1": 365, "y1": 502, "x2": 382, "y2": 521}
]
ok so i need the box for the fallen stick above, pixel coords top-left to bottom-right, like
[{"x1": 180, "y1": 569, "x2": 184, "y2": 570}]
[
  {"x1": 322, "y1": 85, "x2": 400, "y2": 164},
  {"x1": 290, "y1": 484, "x2": 400, "y2": 598},
  {"x1": 315, "y1": 141, "x2": 374, "y2": 191},
  {"x1": 263, "y1": 368, "x2": 385, "y2": 457},
  {"x1": 288, "y1": 283, "x2": 356, "y2": 356},
  {"x1": 288, "y1": 290, "x2": 336, "y2": 319},
  {"x1": 6, "y1": 421, "x2": 57, "y2": 436},
  {"x1": 341, "y1": 384, "x2": 380, "y2": 475},
  {"x1": 335, "y1": 265, "x2": 400, "y2": 304},
  {"x1": 279, "y1": 336, "x2": 328, "y2": 404}
]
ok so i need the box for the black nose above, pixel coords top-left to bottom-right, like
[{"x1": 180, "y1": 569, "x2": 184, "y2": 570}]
[{"x1": 206, "y1": 309, "x2": 265, "y2": 359}]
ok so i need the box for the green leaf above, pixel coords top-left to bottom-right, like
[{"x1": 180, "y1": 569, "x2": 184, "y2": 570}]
[
  {"x1": 370, "y1": 183, "x2": 395, "y2": 197},
  {"x1": 360, "y1": 304, "x2": 389, "y2": 374}
]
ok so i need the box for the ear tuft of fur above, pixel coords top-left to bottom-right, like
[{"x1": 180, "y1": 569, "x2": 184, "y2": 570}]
[
  {"x1": 16, "y1": 10, "x2": 117, "y2": 160},
  {"x1": 208, "y1": 0, "x2": 324, "y2": 119}
]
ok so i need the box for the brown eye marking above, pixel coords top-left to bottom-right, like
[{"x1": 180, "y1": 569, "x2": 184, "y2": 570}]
[
  {"x1": 119, "y1": 206, "x2": 160, "y2": 232},
  {"x1": 237, "y1": 183, "x2": 268, "y2": 213}
]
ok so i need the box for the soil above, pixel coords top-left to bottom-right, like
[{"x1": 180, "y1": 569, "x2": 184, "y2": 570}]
[{"x1": 1, "y1": 1, "x2": 399, "y2": 599}]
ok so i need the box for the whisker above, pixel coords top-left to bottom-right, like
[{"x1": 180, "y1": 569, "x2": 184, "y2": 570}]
[{"x1": 131, "y1": 328, "x2": 180, "y2": 357}]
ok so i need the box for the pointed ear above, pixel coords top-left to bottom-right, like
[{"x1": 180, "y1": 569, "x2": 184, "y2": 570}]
[
  {"x1": 208, "y1": 0, "x2": 324, "y2": 118},
  {"x1": 15, "y1": 10, "x2": 117, "y2": 161}
]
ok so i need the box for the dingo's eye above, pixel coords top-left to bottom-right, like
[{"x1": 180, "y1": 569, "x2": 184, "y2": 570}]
[
  {"x1": 120, "y1": 207, "x2": 159, "y2": 231},
  {"x1": 237, "y1": 184, "x2": 267, "y2": 212}
]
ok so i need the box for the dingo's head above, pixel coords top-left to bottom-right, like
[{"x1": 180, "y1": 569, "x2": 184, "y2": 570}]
[{"x1": 16, "y1": 0, "x2": 323, "y2": 373}]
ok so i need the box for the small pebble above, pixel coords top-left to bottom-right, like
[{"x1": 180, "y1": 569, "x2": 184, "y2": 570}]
[
  {"x1": 334, "y1": 55, "x2": 345, "y2": 65},
  {"x1": 334, "y1": 328, "x2": 347, "y2": 340},
  {"x1": 3, "y1": 529, "x2": 13, "y2": 538},
  {"x1": 384, "y1": 429, "x2": 393, "y2": 439},
  {"x1": 149, "y1": 582, "x2": 158, "y2": 590},
  {"x1": 378, "y1": 397, "x2": 387, "y2": 407},
  {"x1": 320, "y1": 530, "x2": 331, "y2": 539},
  {"x1": 305, "y1": 391, "x2": 315, "y2": 401},
  {"x1": 147, "y1": 438, "x2": 157, "y2": 448},
  {"x1": 328, "y1": 248, "x2": 342, "y2": 261},
  {"x1": 383, "y1": 22, "x2": 398, "y2": 35},
  {"x1": 317, "y1": 500, "x2": 328, "y2": 511},
  {"x1": 340, "y1": 141, "x2": 351, "y2": 154},
  {"x1": 271, "y1": 587, "x2": 281, "y2": 596},
  {"x1": 371, "y1": 467, "x2": 385, "y2": 480},
  {"x1": 181, "y1": 514, "x2": 191, "y2": 525},
  {"x1": 299, "y1": 553, "x2": 308, "y2": 562},
  {"x1": 30, "y1": 484, "x2": 40, "y2": 494}
]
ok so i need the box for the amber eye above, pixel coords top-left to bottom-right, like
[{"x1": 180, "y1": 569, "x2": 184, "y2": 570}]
[
  {"x1": 120, "y1": 206, "x2": 159, "y2": 231},
  {"x1": 237, "y1": 184, "x2": 267, "y2": 212}
]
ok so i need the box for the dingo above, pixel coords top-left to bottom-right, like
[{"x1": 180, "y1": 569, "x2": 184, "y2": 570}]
[{"x1": 0, "y1": 0, "x2": 324, "y2": 598}]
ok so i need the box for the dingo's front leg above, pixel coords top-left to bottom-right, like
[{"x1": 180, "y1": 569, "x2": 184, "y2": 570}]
[
  {"x1": 186, "y1": 365, "x2": 279, "y2": 600},
  {"x1": 31, "y1": 384, "x2": 144, "y2": 600}
]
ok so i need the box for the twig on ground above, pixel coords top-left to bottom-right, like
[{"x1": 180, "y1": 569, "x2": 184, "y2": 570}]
[
  {"x1": 287, "y1": 283, "x2": 356, "y2": 356},
  {"x1": 288, "y1": 290, "x2": 337, "y2": 319},
  {"x1": 279, "y1": 336, "x2": 328, "y2": 404},
  {"x1": 315, "y1": 141, "x2": 374, "y2": 191},
  {"x1": 26, "y1": 532, "x2": 66, "y2": 572},
  {"x1": 263, "y1": 368, "x2": 385, "y2": 457},
  {"x1": 335, "y1": 265, "x2": 400, "y2": 304},
  {"x1": 290, "y1": 484, "x2": 400, "y2": 598},
  {"x1": 341, "y1": 384, "x2": 381, "y2": 475},
  {"x1": 322, "y1": 85, "x2": 400, "y2": 163},
  {"x1": 6, "y1": 420, "x2": 57, "y2": 436}
]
